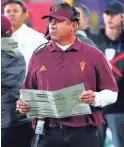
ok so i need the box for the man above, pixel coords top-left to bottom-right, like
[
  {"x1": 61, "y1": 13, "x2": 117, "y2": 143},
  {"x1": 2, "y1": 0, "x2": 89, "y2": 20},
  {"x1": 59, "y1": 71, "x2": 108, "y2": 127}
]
[
  {"x1": 17, "y1": 2, "x2": 118, "y2": 147},
  {"x1": 92, "y1": 1, "x2": 124, "y2": 147},
  {"x1": 75, "y1": 3, "x2": 91, "y2": 36},
  {"x1": 3, "y1": 0, "x2": 47, "y2": 70},
  {"x1": 74, "y1": 3, "x2": 97, "y2": 47},
  {"x1": 1, "y1": 15, "x2": 33, "y2": 147}
]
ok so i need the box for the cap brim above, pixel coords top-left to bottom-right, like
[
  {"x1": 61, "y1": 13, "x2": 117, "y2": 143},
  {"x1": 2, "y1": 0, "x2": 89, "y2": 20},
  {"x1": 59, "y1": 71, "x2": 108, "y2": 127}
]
[
  {"x1": 41, "y1": 14, "x2": 68, "y2": 20},
  {"x1": 104, "y1": 8, "x2": 119, "y2": 14}
]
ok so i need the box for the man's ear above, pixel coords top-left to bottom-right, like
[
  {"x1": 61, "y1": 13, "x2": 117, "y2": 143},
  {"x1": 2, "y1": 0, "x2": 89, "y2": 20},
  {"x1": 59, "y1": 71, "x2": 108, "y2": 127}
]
[
  {"x1": 85, "y1": 17, "x2": 89, "y2": 24},
  {"x1": 25, "y1": 11, "x2": 29, "y2": 19},
  {"x1": 23, "y1": 11, "x2": 29, "y2": 21},
  {"x1": 71, "y1": 21, "x2": 78, "y2": 32},
  {"x1": 103, "y1": 13, "x2": 106, "y2": 19},
  {"x1": 72, "y1": 21, "x2": 78, "y2": 29}
]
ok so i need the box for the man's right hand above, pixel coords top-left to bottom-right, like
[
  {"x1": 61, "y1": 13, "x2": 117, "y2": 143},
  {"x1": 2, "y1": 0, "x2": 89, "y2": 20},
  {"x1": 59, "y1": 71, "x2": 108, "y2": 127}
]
[{"x1": 16, "y1": 99, "x2": 30, "y2": 113}]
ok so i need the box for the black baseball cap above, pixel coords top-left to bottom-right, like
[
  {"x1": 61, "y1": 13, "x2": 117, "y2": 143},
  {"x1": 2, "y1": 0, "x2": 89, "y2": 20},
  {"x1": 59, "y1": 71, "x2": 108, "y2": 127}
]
[{"x1": 104, "y1": 1, "x2": 124, "y2": 14}]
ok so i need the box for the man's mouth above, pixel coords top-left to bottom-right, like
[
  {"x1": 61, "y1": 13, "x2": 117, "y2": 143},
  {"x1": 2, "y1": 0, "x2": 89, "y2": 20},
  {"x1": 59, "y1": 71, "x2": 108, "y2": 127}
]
[
  {"x1": 108, "y1": 21, "x2": 113, "y2": 24},
  {"x1": 51, "y1": 31, "x2": 57, "y2": 35}
]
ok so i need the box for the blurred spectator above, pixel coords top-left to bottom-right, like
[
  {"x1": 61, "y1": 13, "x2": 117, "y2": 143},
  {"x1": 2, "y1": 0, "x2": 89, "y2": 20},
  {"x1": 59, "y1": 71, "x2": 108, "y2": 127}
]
[
  {"x1": 2, "y1": 0, "x2": 48, "y2": 71},
  {"x1": 1, "y1": 15, "x2": 34, "y2": 147},
  {"x1": 74, "y1": 3, "x2": 97, "y2": 47},
  {"x1": 92, "y1": 1, "x2": 124, "y2": 147},
  {"x1": 74, "y1": 3, "x2": 95, "y2": 37}
]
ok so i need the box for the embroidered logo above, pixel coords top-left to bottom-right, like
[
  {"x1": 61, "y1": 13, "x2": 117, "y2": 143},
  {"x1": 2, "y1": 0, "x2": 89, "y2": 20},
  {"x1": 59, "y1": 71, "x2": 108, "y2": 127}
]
[
  {"x1": 39, "y1": 65, "x2": 47, "y2": 72},
  {"x1": 80, "y1": 61, "x2": 86, "y2": 72}
]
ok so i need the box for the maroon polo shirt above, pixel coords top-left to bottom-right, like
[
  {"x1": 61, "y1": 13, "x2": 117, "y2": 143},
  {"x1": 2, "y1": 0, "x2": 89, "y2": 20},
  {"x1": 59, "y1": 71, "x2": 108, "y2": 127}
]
[{"x1": 23, "y1": 38, "x2": 118, "y2": 127}]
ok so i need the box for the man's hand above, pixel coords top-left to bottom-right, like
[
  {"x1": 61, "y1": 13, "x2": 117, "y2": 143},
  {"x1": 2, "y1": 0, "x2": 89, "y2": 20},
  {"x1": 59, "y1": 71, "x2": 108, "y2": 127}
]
[
  {"x1": 16, "y1": 99, "x2": 30, "y2": 113},
  {"x1": 79, "y1": 90, "x2": 95, "y2": 104}
]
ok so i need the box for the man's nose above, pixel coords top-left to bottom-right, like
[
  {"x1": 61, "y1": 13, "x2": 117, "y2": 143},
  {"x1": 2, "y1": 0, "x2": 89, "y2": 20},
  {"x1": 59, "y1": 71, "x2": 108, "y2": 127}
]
[{"x1": 49, "y1": 22, "x2": 57, "y2": 29}]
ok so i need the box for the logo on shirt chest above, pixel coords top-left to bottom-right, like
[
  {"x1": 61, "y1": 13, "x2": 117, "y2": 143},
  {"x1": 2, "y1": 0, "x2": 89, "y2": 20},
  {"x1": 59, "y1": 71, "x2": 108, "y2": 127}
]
[
  {"x1": 80, "y1": 60, "x2": 86, "y2": 72},
  {"x1": 39, "y1": 65, "x2": 47, "y2": 72}
]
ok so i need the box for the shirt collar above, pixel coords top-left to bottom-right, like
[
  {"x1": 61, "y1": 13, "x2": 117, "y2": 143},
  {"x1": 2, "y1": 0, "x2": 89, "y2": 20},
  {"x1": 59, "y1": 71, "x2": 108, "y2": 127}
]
[
  {"x1": 12, "y1": 24, "x2": 28, "y2": 36},
  {"x1": 49, "y1": 37, "x2": 82, "y2": 52},
  {"x1": 55, "y1": 42, "x2": 73, "y2": 51},
  {"x1": 76, "y1": 30, "x2": 87, "y2": 37}
]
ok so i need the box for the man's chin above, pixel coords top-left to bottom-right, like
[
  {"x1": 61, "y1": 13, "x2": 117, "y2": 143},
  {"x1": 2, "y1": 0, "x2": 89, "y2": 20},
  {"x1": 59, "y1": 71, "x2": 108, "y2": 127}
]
[
  {"x1": 107, "y1": 24, "x2": 115, "y2": 29},
  {"x1": 108, "y1": 26, "x2": 115, "y2": 29},
  {"x1": 8, "y1": 19, "x2": 15, "y2": 24},
  {"x1": 51, "y1": 36, "x2": 58, "y2": 41},
  {"x1": 11, "y1": 22, "x2": 16, "y2": 27}
]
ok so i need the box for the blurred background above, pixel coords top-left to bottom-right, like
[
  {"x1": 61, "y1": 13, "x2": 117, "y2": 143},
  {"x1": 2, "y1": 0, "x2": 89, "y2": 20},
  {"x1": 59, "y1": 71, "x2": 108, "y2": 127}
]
[{"x1": 1, "y1": 0, "x2": 124, "y2": 34}]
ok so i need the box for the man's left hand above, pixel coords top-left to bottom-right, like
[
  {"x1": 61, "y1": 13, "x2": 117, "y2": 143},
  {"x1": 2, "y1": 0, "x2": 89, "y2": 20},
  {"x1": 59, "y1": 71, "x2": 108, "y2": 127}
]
[{"x1": 79, "y1": 90, "x2": 95, "y2": 104}]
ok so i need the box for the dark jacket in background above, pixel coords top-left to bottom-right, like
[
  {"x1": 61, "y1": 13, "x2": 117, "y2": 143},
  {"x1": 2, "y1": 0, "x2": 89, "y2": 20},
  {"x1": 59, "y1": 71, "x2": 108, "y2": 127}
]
[
  {"x1": 92, "y1": 29, "x2": 124, "y2": 114},
  {"x1": 76, "y1": 30, "x2": 97, "y2": 48},
  {"x1": 1, "y1": 37, "x2": 28, "y2": 128}
]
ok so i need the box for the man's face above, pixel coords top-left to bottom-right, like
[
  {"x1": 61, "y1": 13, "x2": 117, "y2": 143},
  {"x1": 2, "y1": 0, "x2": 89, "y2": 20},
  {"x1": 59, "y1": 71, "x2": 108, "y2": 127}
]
[
  {"x1": 77, "y1": 7, "x2": 89, "y2": 30},
  {"x1": 103, "y1": 12, "x2": 123, "y2": 29},
  {"x1": 49, "y1": 18, "x2": 76, "y2": 41},
  {"x1": 4, "y1": 3, "x2": 26, "y2": 27}
]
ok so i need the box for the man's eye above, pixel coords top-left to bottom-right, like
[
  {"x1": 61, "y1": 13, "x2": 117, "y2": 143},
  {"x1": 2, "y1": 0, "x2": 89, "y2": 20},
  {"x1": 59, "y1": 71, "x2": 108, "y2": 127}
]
[
  {"x1": 49, "y1": 19, "x2": 52, "y2": 23},
  {"x1": 56, "y1": 20, "x2": 63, "y2": 23},
  {"x1": 5, "y1": 10, "x2": 10, "y2": 13},
  {"x1": 49, "y1": 19, "x2": 63, "y2": 23}
]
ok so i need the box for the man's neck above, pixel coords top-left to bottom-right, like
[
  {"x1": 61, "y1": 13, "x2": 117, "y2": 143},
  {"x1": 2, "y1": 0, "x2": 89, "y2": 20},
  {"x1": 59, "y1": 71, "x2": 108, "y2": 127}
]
[
  {"x1": 80, "y1": 26, "x2": 88, "y2": 31},
  {"x1": 105, "y1": 27, "x2": 121, "y2": 41},
  {"x1": 56, "y1": 36, "x2": 76, "y2": 46},
  {"x1": 12, "y1": 24, "x2": 24, "y2": 32}
]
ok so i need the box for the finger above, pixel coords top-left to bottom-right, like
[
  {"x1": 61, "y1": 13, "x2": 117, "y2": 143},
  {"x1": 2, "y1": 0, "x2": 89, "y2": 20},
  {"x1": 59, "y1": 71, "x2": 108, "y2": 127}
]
[
  {"x1": 18, "y1": 105, "x2": 30, "y2": 112},
  {"x1": 17, "y1": 99, "x2": 27, "y2": 106},
  {"x1": 81, "y1": 93, "x2": 94, "y2": 97},
  {"x1": 81, "y1": 90, "x2": 93, "y2": 96},
  {"x1": 82, "y1": 98, "x2": 95, "y2": 102},
  {"x1": 16, "y1": 103, "x2": 27, "y2": 110},
  {"x1": 19, "y1": 102, "x2": 29, "y2": 108},
  {"x1": 79, "y1": 95, "x2": 90, "y2": 99},
  {"x1": 79, "y1": 94, "x2": 95, "y2": 101},
  {"x1": 79, "y1": 95, "x2": 89, "y2": 100},
  {"x1": 80, "y1": 96, "x2": 95, "y2": 102},
  {"x1": 16, "y1": 99, "x2": 21, "y2": 104},
  {"x1": 81, "y1": 99, "x2": 95, "y2": 104},
  {"x1": 81, "y1": 95, "x2": 95, "y2": 100},
  {"x1": 19, "y1": 108, "x2": 29, "y2": 113},
  {"x1": 80, "y1": 98, "x2": 95, "y2": 103},
  {"x1": 17, "y1": 99, "x2": 24, "y2": 105},
  {"x1": 81, "y1": 99, "x2": 95, "y2": 102}
]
